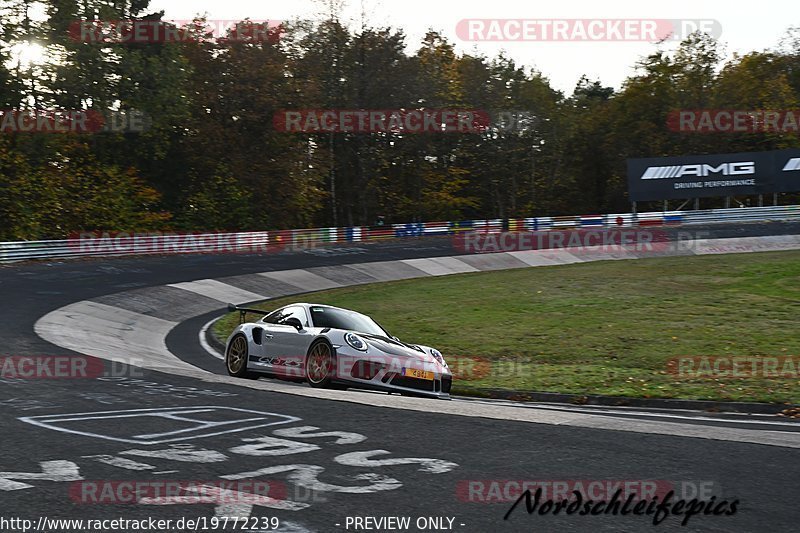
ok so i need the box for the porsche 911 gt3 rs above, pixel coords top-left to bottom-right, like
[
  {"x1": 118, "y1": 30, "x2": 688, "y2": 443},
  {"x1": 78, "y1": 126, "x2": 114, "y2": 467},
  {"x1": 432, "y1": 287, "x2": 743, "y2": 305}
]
[{"x1": 224, "y1": 303, "x2": 452, "y2": 398}]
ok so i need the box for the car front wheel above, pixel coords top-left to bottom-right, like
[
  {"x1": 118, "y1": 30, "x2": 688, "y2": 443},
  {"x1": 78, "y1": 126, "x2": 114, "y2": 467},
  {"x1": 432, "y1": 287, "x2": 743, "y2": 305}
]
[
  {"x1": 305, "y1": 340, "x2": 336, "y2": 388},
  {"x1": 226, "y1": 334, "x2": 257, "y2": 379}
]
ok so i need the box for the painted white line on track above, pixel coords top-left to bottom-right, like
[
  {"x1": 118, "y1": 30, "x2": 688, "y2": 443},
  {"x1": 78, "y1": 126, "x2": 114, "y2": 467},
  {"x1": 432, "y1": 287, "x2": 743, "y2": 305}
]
[
  {"x1": 200, "y1": 317, "x2": 224, "y2": 360},
  {"x1": 454, "y1": 400, "x2": 799, "y2": 427}
]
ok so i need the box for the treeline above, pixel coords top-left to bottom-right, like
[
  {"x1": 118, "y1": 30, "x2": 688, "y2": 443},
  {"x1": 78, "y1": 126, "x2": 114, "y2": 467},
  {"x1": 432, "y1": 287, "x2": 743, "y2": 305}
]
[{"x1": 0, "y1": 0, "x2": 799, "y2": 240}]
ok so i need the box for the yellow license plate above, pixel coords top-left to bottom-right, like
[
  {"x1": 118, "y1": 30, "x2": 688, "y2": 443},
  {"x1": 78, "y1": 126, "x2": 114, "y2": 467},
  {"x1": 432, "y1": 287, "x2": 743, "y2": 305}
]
[{"x1": 404, "y1": 368, "x2": 434, "y2": 381}]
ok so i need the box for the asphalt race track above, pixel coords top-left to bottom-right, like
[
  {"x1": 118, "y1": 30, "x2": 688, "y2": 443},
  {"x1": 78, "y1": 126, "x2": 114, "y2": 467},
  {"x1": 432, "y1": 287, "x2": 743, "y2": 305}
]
[{"x1": 2, "y1": 223, "x2": 800, "y2": 533}]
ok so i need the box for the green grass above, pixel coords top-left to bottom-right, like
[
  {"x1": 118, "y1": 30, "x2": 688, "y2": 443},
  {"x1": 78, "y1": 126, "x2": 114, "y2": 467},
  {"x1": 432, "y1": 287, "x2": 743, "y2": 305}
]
[{"x1": 214, "y1": 251, "x2": 800, "y2": 404}]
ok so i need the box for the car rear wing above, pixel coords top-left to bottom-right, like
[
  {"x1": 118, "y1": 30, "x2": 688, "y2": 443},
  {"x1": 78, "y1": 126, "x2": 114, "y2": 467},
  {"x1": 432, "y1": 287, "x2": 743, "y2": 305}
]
[{"x1": 228, "y1": 303, "x2": 271, "y2": 324}]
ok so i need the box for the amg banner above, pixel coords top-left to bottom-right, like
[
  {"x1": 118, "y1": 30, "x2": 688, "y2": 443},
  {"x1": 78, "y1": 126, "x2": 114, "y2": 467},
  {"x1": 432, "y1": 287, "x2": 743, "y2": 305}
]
[
  {"x1": 627, "y1": 151, "x2": 777, "y2": 201},
  {"x1": 775, "y1": 148, "x2": 800, "y2": 193}
]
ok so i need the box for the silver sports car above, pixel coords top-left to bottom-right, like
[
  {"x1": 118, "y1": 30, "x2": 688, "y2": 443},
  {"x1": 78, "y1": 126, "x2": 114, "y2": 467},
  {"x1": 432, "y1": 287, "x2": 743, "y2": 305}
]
[{"x1": 224, "y1": 303, "x2": 452, "y2": 398}]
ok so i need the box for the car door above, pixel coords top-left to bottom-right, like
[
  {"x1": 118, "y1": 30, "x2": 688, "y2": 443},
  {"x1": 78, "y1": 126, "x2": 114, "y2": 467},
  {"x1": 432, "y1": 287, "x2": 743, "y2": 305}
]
[{"x1": 259, "y1": 306, "x2": 314, "y2": 378}]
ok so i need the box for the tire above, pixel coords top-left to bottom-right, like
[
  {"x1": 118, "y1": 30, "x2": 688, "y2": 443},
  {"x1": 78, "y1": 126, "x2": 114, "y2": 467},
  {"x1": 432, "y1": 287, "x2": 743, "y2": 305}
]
[
  {"x1": 305, "y1": 339, "x2": 336, "y2": 388},
  {"x1": 226, "y1": 334, "x2": 257, "y2": 379}
]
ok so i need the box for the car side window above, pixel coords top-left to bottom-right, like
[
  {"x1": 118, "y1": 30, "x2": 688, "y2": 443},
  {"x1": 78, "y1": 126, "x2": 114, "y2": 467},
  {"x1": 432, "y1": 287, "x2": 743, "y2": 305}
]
[
  {"x1": 286, "y1": 306, "x2": 309, "y2": 326},
  {"x1": 263, "y1": 309, "x2": 288, "y2": 324},
  {"x1": 266, "y1": 306, "x2": 308, "y2": 327}
]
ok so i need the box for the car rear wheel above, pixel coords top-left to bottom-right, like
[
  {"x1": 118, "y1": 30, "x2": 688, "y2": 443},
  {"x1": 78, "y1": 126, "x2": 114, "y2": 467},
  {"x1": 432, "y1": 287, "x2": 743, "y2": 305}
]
[
  {"x1": 226, "y1": 334, "x2": 257, "y2": 379},
  {"x1": 305, "y1": 340, "x2": 336, "y2": 388}
]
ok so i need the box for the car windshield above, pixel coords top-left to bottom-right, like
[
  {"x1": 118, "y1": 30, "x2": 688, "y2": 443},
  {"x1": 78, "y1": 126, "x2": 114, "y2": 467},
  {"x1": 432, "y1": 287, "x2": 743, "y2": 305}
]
[{"x1": 309, "y1": 307, "x2": 388, "y2": 336}]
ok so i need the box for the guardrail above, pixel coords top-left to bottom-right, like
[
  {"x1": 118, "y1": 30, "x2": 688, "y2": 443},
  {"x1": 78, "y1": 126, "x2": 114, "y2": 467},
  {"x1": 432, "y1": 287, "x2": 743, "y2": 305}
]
[{"x1": 2, "y1": 205, "x2": 799, "y2": 263}]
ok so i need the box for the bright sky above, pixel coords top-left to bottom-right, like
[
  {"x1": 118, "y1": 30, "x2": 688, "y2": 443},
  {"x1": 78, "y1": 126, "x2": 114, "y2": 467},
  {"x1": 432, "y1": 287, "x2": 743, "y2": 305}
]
[{"x1": 149, "y1": 0, "x2": 797, "y2": 95}]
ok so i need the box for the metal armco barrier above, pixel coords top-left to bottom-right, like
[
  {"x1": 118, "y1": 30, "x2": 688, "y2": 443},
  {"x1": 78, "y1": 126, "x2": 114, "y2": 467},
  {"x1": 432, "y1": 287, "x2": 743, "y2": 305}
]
[{"x1": 1, "y1": 205, "x2": 799, "y2": 263}]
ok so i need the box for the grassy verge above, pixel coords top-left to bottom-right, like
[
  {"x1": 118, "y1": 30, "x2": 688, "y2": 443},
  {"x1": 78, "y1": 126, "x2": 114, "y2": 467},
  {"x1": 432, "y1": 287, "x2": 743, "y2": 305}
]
[{"x1": 213, "y1": 251, "x2": 800, "y2": 403}]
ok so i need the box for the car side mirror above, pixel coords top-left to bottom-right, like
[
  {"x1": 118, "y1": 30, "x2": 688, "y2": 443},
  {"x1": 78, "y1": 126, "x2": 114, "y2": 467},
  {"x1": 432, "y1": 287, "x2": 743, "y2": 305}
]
[{"x1": 284, "y1": 317, "x2": 304, "y2": 331}]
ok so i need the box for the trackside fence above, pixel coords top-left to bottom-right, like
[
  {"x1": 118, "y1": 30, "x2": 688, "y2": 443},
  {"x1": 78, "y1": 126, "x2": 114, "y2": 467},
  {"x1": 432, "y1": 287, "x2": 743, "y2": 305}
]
[{"x1": 1, "y1": 205, "x2": 799, "y2": 263}]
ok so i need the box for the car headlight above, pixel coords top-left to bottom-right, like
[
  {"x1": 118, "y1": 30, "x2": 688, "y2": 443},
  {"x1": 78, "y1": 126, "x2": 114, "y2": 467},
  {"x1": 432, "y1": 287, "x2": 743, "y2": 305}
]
[
  {"x1": 345, "y1": 332, "x2": 368, "y2": 352},
  {"x1": 430, "y1": 348, "x2": 447, "y2": 367}
]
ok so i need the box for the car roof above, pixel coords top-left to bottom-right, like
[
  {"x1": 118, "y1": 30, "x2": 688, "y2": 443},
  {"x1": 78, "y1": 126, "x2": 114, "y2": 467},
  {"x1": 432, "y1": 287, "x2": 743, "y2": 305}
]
[
  {"x1": 280, "y1": 303, "x2": 357, "y2": 314},
  {"x1": 305, "y1": 303, "x2": 361, "y2": 314}
]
